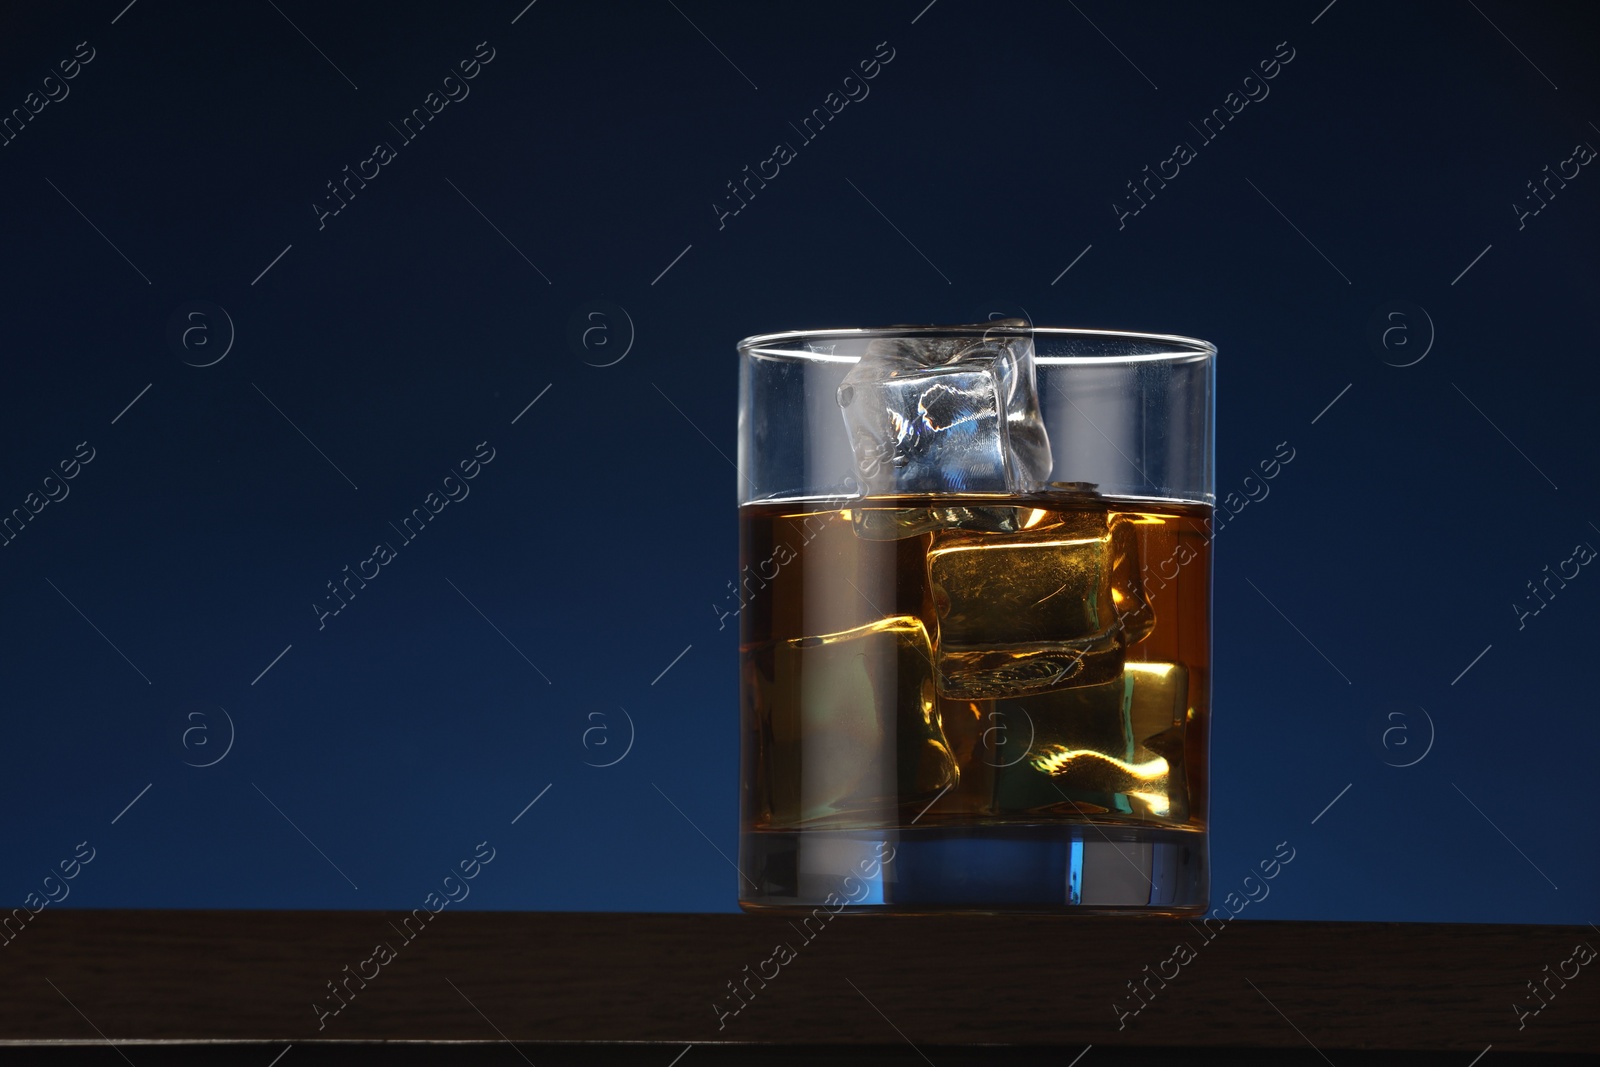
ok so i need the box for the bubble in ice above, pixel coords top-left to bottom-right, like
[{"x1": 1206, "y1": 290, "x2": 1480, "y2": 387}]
[{"x1": 837, "y1": 321, "x2": 1052, "y2": 494}]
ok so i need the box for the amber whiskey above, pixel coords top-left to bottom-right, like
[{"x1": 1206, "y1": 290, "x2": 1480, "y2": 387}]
[{"x1": 738, "y1": 490, "x2": 1210, "y2": 911}]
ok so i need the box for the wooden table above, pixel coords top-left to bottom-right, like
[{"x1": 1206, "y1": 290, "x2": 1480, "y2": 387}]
[{"x1": 2, "y1": 910, "x2": 1594, "y2": 1061}]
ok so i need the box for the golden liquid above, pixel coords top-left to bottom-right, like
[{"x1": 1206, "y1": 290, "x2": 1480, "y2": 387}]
[{"x1": 739, "y1": 493, "x2": 1210, "y2": 835}]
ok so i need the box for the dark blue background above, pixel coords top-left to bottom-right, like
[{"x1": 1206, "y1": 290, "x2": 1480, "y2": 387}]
[{"x1": 1, "y1": 0, "x2": 1595, "y2": 924}]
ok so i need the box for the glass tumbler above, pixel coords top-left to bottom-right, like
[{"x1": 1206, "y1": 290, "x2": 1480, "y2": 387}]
[{"x1": 736, "y1": 324, "x2": 1214, "y2": 913}]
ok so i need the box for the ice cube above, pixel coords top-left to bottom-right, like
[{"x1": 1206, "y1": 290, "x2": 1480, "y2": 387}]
[
  {"x1": 1110, "y1": 516, "x2": 1156, "y2": 646},
  {"x1": 850, "y1": 487, "x2": 1109, "y2": 542},
  {"x1": 1125, "y1": 661, "x2": 1190, "y2": 822},
  {"x1": 1026, "y1": 673, "x2": 1137, "y2": 768},
  {"x1": 990, "y1": 672, "x2": 1172, "y2": 818},
  {"x1": 1011, "y1": 663, "x2": 1190, "y2": 821},
  {"x1": 1126, "y1": 661, "x2": 1187, "y2": 749},
  {"x1": 837, "y1": 323, "x2": 1051, "y2": 494},
  {"x1": 987, "y1": 672, "x2": 1134, "y2": 814},
  {"x1": 925, "y1": 508, "x2": 1155, "y2": 700},
  {"x1": 980, "y1": 663, "x2": 1190, "y2": 822},
  {"x1": 851, "y1": 504, "x2": 1037, "y2": 541},
  {"x1": 748, "y1": 616, "x2": 957, "y2": 826},
  {"x1": 927, "y1": 510, "x2": 1121, "y2": 699}
]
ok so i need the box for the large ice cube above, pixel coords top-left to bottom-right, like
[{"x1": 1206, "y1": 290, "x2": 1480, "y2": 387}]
[
  {"x1": 1020, "y1": 663, "x2": 1188, "y2": 822},
  {"x1": 748, "y1": 616, "x2": 957, "y2": 826},
  {"x1": 1027, "y1": 673, "x2": 1136, "y2": 768},
  {"x1": 929, "y1": 511, "x2": 1106, "y2": 699},
  {"x1": 837, "y1": 323, "x2": 1051, "y2": 494},
  {"x1": 986, "y1": 667, "x2": 1182, "y2": 822},
  {"x1": 989, "y1": 672, "x2": 1133, "y2": 815},
  {"x1": 925, "y1": 507, "x2": 1155, "y2": 700}
]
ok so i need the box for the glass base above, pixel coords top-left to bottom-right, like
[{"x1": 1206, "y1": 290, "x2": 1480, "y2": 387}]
[{"x1": 739, "y1": 824, "x2": 1207, "y2": 914}]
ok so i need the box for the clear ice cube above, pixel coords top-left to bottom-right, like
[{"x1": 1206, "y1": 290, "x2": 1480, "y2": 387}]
[
  {"x1": 837, "y1": 323, "x2": 1051, "y2": 495},
  {"x1": 749, "y1": 616, "x2": 957, "y2": 825}
]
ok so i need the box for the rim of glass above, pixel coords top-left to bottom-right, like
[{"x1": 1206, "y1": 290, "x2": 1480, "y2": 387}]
[{"x1": 737, "y1": 325, "x2": 1216, "y2": 364}]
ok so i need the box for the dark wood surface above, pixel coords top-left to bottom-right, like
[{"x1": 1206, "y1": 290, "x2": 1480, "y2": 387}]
[{"x1": 1, "y1": 910, "x2": 1595, "y2": 1054}]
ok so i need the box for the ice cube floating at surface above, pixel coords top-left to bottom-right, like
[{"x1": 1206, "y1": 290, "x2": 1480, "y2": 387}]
[{"x1": 837, "y1": 321, "x2": 1052, "y2": 495}]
